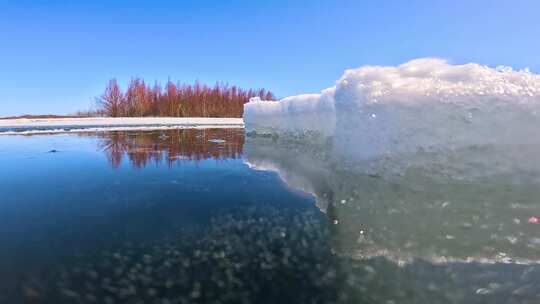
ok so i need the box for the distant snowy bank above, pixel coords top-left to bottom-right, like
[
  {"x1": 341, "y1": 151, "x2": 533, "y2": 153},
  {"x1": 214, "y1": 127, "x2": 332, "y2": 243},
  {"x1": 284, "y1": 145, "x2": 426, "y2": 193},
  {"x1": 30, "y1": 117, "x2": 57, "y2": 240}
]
[{"x1": 0, "y1": 117, "x2": 244, "y2": 135}]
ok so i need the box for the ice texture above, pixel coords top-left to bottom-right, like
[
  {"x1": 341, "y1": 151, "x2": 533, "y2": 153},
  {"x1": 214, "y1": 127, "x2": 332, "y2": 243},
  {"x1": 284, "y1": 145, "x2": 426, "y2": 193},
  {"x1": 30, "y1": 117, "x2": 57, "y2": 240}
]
[
  {"x1": 244, "y1": 89, "x2": 336, "y2": 136},
  {"x1": 244, "y1": 58, "x2": 540, "y2": 160}
]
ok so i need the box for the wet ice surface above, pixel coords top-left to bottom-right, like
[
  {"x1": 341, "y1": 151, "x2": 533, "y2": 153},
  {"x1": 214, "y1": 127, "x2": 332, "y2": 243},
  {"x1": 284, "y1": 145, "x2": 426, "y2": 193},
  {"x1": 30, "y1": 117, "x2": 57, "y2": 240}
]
[{"x1": 1, "y1": 129, "x2": 539, "y2": 303}]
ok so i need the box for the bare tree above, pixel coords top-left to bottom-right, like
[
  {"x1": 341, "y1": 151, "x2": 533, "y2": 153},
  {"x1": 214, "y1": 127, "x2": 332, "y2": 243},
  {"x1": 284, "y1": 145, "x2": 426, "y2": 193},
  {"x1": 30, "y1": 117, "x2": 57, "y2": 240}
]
[{"x1": 98, "y1": 79, "x2": 124, "y2": 117}]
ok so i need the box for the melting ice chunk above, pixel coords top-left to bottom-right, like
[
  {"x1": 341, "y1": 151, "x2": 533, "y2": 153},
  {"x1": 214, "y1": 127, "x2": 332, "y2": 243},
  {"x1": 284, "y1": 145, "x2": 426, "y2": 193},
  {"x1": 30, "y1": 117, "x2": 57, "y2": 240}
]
[{"x1": 244, "y1": 58, "x2": 540, "y2": 161}]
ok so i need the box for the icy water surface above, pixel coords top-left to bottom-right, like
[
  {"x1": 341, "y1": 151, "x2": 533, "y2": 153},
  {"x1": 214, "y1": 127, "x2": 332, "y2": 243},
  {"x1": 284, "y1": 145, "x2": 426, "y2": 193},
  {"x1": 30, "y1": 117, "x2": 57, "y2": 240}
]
[{"x1": 1, "y1": 129, "x2": 540, "y2": 303}]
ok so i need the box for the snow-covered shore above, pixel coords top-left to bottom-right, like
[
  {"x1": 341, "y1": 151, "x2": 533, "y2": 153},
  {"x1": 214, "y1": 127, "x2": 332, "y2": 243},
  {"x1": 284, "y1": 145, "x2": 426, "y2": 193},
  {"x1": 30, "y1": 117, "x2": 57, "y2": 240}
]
[{"x1": 0, "y1": 117, "x2": 244, "y2": 134}]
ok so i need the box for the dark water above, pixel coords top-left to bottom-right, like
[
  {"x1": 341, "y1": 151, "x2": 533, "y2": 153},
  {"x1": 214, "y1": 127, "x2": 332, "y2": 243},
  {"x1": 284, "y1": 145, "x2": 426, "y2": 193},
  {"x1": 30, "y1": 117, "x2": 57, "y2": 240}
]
[{"x1": 1, "y1": 129, "x2": 539, "y2": 304}]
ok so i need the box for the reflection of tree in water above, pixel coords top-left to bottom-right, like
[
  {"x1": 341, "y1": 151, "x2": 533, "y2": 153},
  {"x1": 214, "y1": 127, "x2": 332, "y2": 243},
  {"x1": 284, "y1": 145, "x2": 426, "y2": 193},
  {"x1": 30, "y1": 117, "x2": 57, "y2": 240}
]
[{"x1": 95, "y1": 129, "x2": 245, "y2": 168}]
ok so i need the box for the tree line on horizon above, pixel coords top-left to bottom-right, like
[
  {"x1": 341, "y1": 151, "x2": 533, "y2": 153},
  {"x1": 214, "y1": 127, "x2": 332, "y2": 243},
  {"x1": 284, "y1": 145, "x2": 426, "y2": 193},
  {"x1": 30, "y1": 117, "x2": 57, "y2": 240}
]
[{"x1": 97, "y1": 78, "x2": 275, "y2": 118}]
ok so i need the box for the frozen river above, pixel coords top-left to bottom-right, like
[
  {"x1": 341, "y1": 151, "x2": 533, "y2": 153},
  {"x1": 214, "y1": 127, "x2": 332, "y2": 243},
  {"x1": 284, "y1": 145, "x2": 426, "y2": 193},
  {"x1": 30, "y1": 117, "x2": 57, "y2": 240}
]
[{"x1": 1, "y1": 128, "x2": 539, "y2": 303}]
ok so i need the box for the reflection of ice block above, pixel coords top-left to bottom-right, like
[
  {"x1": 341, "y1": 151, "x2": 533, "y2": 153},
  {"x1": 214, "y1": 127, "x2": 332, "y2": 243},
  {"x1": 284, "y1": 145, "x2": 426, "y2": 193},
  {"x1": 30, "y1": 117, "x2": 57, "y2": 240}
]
[
  {"x1": 245, "y1": 137, "x2": 334, "y2": 212},
  {"x1": 244, "y1": 58, "x2": 540, "y2": 161},
  {"x1": 245, "y1": 136, "x2": 540, "y2": 265}
]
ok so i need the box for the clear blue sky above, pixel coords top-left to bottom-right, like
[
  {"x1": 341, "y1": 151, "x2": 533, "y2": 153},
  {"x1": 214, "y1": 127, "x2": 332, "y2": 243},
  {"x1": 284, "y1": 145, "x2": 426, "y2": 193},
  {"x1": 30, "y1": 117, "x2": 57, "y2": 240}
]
[{"x1": 0, "y1": 0, "x2": 539, "y2": 116}]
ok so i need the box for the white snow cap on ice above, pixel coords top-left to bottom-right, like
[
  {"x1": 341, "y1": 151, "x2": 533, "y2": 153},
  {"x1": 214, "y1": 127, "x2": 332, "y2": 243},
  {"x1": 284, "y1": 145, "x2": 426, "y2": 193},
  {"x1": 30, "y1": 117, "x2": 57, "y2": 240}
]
[{"x1": 336, "y1": 58, "x2": 539, "y2": 105}]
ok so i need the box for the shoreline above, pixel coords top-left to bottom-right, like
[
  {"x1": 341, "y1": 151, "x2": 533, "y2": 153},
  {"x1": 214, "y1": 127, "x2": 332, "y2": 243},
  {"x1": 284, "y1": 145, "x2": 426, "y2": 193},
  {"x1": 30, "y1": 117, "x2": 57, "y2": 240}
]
[{"x1": 0, "y1": 117, "x2": 244, "y2": 135}]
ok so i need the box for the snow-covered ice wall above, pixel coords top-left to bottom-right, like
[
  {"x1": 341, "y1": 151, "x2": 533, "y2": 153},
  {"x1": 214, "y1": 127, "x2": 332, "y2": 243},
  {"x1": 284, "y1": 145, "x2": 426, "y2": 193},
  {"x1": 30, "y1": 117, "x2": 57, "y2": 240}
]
[
  {"x1": 244, "y1": 58, "x2": 540, "y2": 159},
  {"x1": 244, "y1": 88, "x2": 336, "y2": 136}
]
